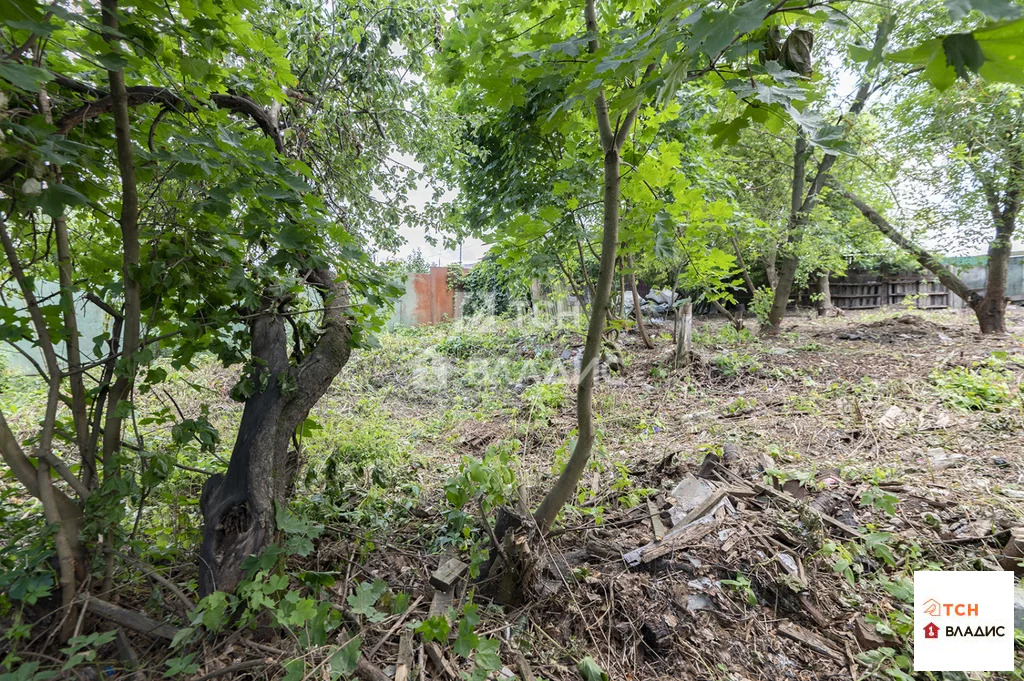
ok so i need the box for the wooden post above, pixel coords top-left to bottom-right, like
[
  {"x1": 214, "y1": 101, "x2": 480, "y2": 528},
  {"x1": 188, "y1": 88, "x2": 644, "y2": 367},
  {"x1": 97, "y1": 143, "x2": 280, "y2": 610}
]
[{"x1": 674, "y1": 300, "x2": 692, "y2": 369}]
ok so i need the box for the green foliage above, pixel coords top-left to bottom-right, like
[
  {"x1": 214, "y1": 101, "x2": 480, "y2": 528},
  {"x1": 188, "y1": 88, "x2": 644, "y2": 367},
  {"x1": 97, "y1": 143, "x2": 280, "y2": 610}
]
[
  {"x1": 713, "y1": 351, "x2": 762, "y2": 377},
  {"x1": 749, "y1": 286, "x2": 775, "y2": 326},
  {"x1": 721, "y1": 573, "x2": 757, "y2": 606},
  {"x1": 577, "y1": 656, "x2": 610, "y2": 681},
  {"x1": 930, "y1": 360, "x2": 1020, "y2": 411},
  {"x1": 521, "y1": 382, "x2": 567, "y2": 420}
]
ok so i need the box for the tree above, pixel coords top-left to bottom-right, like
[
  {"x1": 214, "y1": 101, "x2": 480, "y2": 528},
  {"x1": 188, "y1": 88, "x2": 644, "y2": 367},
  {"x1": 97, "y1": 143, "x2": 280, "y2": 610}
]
[
  {"x1": 0, "y1": 0, "x2": 438, "y2": 613},
  {"x1": 881, "y1": 82, "x2": 1023, "y2": 332}
]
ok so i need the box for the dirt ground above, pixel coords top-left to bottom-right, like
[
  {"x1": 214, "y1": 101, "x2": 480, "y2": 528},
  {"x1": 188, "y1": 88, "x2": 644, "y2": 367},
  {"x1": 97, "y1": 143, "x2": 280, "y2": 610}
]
[
  {"x1": 7, "y1": 306, "x2": 1023, "y2": 681},
  {"x1": 288, "y1": 305, "x2": 1024, "y2": 681}
]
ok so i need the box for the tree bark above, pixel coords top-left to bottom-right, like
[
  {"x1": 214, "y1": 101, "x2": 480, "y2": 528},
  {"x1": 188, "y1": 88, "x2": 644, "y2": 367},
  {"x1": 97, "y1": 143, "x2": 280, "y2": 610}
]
[
  {"x1": 99, "y1": 0, "x2": 143, "y2": 592},
  {"x1": 199, "y1": 270, "x2": 351, "y2": 595},
  {"x1": 627, "y1": 254, "x2": 654, "y2": 348},
  {"x1": 730, "y1": 234, "x2": 757, "y2": 295},
  {"x1": 763, "y1": 129, "x2": 807, "y2": 335},
  {"x1": 762, "y1": 20, "x2": 888, "y2": 334},
  {"x1": 815, "y1": 272, "x2": 834, "y2": 316},
  {"x1": 533, "y1": 0, "x2": 652, "y2": 532}
]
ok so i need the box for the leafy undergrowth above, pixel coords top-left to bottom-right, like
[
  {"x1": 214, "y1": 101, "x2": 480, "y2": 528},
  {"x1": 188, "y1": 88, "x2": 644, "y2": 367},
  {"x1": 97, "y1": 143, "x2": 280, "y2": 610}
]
[{"x1": 2, "y1": 308, "x2": 1024, "y2": 680}]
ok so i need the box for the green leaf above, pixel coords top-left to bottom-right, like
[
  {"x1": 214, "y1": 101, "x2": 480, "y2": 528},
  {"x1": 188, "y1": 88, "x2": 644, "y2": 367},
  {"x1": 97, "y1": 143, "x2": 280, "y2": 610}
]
[
  {"x1": 416, "y1": 614, "x2": 450, "y2": 643},
  {"x1": 287, "y1": 596, "x2": 319, "y2": 626},
  {"x1": 40, "y1": 184, "x2": 90, "y2": 217},
  {"x1": 329, "y1": 637, "x2": 362, "y2": 678},
  {"x1": 943, "y1": 32, "x2": 986, "y2": 80},
  {"x1": 454, "y1": 615, "x2": 479, "y2": 658},
  {"x1": 577, "y1": 656, "x2": 610, "y2": 681},
  {"x1": 347, "y1": 580, "x2": 387, "y2": 622},
  {"x1": 0, "y1": 61, "x2": 53, "y2": 90},
  {"x1": 945, "y1": 0, "x2": 1022, "y2": 21},
  {"x1": 473, "y1": 637, "x2": 502, "y2": 671}
]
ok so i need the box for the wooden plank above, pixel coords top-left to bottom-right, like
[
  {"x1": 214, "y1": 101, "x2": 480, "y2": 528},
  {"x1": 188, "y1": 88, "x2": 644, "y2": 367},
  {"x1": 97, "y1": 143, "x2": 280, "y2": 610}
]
[
  {"x1": 647, "y1": 499, "x2": 667, "y2": 541},
  {"x1": 429, "y1": 558, "x2": 468, "y2": 591},
  {"x1": 395, "y1": 630, "x2": 414, "y2": 681},
  {"x1": 778, "y1": 621, "x2": 845, "y2": 663}
]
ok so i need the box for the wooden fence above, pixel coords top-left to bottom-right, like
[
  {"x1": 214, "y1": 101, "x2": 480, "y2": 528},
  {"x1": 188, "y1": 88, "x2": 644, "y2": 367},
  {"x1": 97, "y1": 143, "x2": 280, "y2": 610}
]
[{"x1": 830, "y1": 276, "x2": 950, "y2": 311}]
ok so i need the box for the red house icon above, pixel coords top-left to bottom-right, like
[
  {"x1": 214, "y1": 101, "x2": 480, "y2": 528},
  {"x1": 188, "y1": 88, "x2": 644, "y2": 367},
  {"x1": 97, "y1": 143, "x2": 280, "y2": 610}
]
[{"x1": 924, "y1": 622, "x2": 939, "y2": 639}]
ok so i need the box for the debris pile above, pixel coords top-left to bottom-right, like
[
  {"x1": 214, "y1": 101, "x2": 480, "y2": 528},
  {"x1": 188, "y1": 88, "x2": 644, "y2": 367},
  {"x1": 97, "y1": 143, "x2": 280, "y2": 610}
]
[
  {"x1": 818, "y1": 314, "x2": 953, "y2": 343},
  {"x1": 519, "y1": 442, "x2": 1022, "y2": 679}
]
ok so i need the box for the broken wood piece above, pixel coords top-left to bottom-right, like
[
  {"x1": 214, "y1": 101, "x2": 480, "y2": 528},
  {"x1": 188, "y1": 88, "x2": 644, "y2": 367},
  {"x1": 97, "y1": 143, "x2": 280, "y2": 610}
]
[
  {"x1": 623, "y1": 514, "x2": 721, "y2": 566},
  {"x1": 778, "y1": 621, "x2": 845, "y2": 663},
  {"x1": 999, "y1": 527, "x2": 1024, "y2": 574},
  {"x1": 672, "y1": 490, "x2": 732, "y2": 530},
  {"x1": 395, "y1": 630, "x2": 414, "y2": 681},
  {"x1": 853, "y1": 617, "x2": 888, "y2": 651},
  {"x1": 647, "y1": 499, "x2": 667, "y2": 541},
  {"x1": 430, "y1": 558, "x2": 469, "y2": 591},
  {"x1": 78, "y1": 595, "x2": 179, "y2": 640},
  {"x1": 513, "y1": 650, "x2": 536, "y2": 681},
  {"x1": 740, "y1": 475, "x2": 862, "y2": 539},
  {"x1": 425, "y1": 642, "x2": 458, "y2": 679}
]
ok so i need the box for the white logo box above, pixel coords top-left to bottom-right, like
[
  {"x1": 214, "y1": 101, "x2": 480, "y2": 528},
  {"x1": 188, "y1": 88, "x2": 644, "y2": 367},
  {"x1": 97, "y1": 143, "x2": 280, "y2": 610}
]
[{"x1": 913, "y1": 571, "x2": 1014, "y2": 672}]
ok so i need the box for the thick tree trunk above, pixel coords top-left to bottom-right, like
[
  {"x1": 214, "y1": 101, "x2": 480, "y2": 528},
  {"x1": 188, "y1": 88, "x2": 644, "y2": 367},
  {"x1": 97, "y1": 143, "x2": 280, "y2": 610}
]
[
  {"x1": 764, "y1": 130, "x2": 807, "y2": 336},
  {"x1": 816, "y1": 272, "x2": 834, "y2": 316},
  {"x1": 627, "y1": 254, "x2": 654, "y2": 348},
  {"x1": 200, "y1": 271, "x2": 351, "y2": 595},
  {"x1": 975, "y1": 212, "x2": 1015, "y2": 333}
]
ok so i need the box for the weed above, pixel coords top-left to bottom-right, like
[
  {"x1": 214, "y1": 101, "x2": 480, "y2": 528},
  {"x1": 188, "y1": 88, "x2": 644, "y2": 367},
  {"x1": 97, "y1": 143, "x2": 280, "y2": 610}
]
[
  {"x1": 930, "y1": 360, "x2": 1019, "y2": 411},
  {"x1": 521, "y1": 381, "x2": 567, "y2": 420},
  {"x1": 713, "y1": 351, "x2": 761, "y2": 377},
  {"x1": 723, "y1": 396, "x2": 756, "y2": 415}
]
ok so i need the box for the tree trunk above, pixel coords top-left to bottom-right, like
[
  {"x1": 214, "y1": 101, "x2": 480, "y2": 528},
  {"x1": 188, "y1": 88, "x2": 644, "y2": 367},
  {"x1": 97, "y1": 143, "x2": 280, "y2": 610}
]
[
  {"x1": 627, "y1": 254, "x2": 654, "y2": 348},
  {"x1": 730, "y1": 235, "x2": 757, "y2": 295},
  {"x1": 975, "y1": 211, "x2": 1015, "y2": 334},
  {"x1": 764, "y1": 247, "x2": 779, "y2": 291},
  {"x1": 710, "y1": 298, "x2": 743, "y2": 330},
  {"x1": 816, "y1": 273, "x2": 834, "y2": 316},
  {"x1": 763, "y1": 130, "x2": 807, "y2": 336},
  {"x1": 533, "y1": 0, "x2": 651, "y2": 532},
  {"x1": 200, "y1": 271, "x2": 351, "y2": 595}
]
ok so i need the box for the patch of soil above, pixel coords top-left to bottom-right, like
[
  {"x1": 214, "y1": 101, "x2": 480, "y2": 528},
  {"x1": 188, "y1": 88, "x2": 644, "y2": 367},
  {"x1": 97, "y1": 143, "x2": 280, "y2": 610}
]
[{"x1": 817, "y1": 314, "x2": 952, "y2": 343}]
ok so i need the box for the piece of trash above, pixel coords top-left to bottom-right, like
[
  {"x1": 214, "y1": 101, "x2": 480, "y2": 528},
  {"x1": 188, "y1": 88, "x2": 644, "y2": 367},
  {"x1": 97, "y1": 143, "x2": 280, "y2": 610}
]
[
  {"x1": 923, "y1": 448, "x2": 966, "y2": 470},
  {"x1": 685, "y1": 594, "x2": 713, "y2": 611},
  {"x1": 667, "y1": 474, "x2": 715, "y2": 515},
  {"x1": 878, "y1": 405, "x2": 903, "y2": 431},
  {"x1": 1002, "y1": 489, "x2": 1024, "y2": 499}
]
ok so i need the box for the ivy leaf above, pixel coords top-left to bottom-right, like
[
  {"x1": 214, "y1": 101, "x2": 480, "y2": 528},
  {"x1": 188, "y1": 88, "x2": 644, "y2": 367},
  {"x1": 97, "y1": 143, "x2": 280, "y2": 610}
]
[
  {"x1": 347, "y1": 580, "x2": 387, "y2": 622},
  {"x1": 473, "y1": 637, "x2": 502, "y2": 671},
  {"x1": 416, "y1": 614, "x2": 451, "y2": 643},
  {"x1": 577, "y1": 656, "x2": 610, "y2": 681},
  {"x1": 329, "y1": 636, "x2": 362, "y2": 678},
  {"x1": 453, "y1": 617, "x2": 479, "y2": 658}
]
